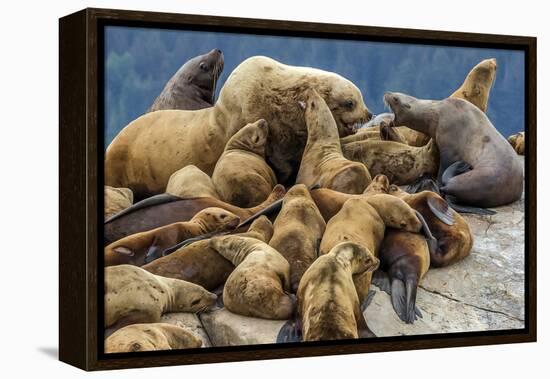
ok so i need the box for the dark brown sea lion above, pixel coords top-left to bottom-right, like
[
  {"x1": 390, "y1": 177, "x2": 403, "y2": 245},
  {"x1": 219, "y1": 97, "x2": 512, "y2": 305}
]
[
  {"x1": 148, "y1": 49, "x2": 224, "y2": 112},
  {"x1": 508, "y1": 131, "x2": 525, "y2": 155},
  {"x1": 269, "y1": 184, "x2": 326, "y2": 292},
  {"x1": 142, "y1": 216, "x2": 274, "y2": 291},
  {"x1": 104, "y1": 184, "x2": 285, "y2": 245},
  {"x1": 296, "y1": 88, "x2": 371, "y2": 194},
  {"x1": 384, "y1": 92, "x2": 523, "y2": 211},
  {"x1": 105, "y1": 323, "x2": 202, "y2": 353},
  {"x1": 212, "y1": 119, "x2": 277, "y2": 207},
  {"x1": 298, "y1": 242, "x2": 380, "y2": 341},
  {"x1": 450, "y1": 58, "x2": 497, "y2": 113},
  {"x1": 104, "y1": 207, "x2": 240, "y2": 267}
]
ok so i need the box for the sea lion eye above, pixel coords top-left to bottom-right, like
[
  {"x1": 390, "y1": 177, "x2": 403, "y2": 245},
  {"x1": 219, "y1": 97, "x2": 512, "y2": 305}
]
[
  {"x1": 344, "y1": 99, "x2": 355, "y2": 109},
  {"x1": 199, "y1": 62, "x2": 208, "y2": 71}
]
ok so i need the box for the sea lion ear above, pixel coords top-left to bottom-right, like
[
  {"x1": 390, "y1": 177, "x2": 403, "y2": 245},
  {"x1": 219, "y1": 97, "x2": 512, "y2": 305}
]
[
  {"x1": 113, "y1": 246, "x2": 135, "y2": 256},
  {"x1": 298, "y1": 100, "x2": 306, "y2": 110}
]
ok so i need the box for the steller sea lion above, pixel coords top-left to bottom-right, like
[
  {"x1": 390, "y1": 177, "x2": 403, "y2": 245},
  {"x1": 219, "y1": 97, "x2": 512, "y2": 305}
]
[
  {"x1": 384, "y1": 92, "x2": 523, "y2": 211},
  {"x1": 105, "y1": 186, "x2": 133, "y2": 219},
  {"x1": 104, "y1": 323, "x2": 202, "y2": 353},
  {"x1": 298, "y1": 242, "x2": 380, "y2": 341},
  {"x1": 212, "y1": 119, "x2": 277, "y2": 207},
  {"x1": 104, "y1": 265, "x2": 217, "y2": 331},
  {"x1": 105, "y1": 56, "x2": 372, "y2": 197},
  {"x1": 296, "y1": 88, "x2": 371, "y2": 194},
  {"x1": 166, "y1": 165, "x2": 219, "y2": 199},
  {"x1": 269, "y1": 184, "x2": 326, "y2": 292},
  {"x1": 450, "y1": 58, "x2": 497, "y2": 113},
  {"x1": 148, "y1": 49, "x2": 224, "y2": 112},
  {"x1": 104, "y1": 207, "x2": 240, "y2": 267},
  {"x1": 104, "y1": 184, "x2": 285, "y2": 245},
  {"x1": 508, "y1": 131, "x2": 525, "y2": 155},
  {"x1": 209, "y1": 235, "x2": 294, "y2": 320},
  {"x1": 389, "y1": 185, "x2": 473, "y2": 267},
  {"x1": 142, "y1": 216, "x2": 274, "y2": 291}
]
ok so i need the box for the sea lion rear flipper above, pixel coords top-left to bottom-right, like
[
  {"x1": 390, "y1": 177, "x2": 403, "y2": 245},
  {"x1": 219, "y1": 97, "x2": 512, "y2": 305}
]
[
  {"x1": 372, "y1": 270, "x2": 391, "y2": 295},
  {"x1": 390, "y1": 278, "x2": 420, "y2": 324},
  {"x1": 427, "y1": 196, "x2": 455, "y2": 225},
  {"x1": 105, "y1": 193, "x2": 182, "y2": 224},
  {"x1": 414, "y1": 210, "x2": 438, "y2": 257},
  {"x1": 441, "y1": 161, "x2": 472, "y2": 185},
  {"x1": 445, "y1": 195, "x2": 497, "y2": 216},
  {"x1": 276, "y1": 319, "x2": 303, "y2": 343}
]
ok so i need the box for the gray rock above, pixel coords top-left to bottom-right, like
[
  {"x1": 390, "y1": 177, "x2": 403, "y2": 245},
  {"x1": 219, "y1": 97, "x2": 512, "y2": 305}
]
[{"x1": 161, "y1": 312, "x2": 212, "y2": 347}]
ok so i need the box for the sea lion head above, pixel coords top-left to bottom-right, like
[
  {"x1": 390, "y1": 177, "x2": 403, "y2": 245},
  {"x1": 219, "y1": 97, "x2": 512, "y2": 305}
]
[
  {"x1": 176, "y1": 48, "x2": 224, "y2": 104},
  {"x1": 190, "y1": 207, "x2": 241, "y2": 232},
  {"x1": 363, "y1": 174, "x2": 390, "y2": 195},
  {"x1": 285, "y1": 183, "x2": 312, "y2": 200},
  {"x1": 388, "y1": 184, "x2": 408, "y2": 198},
  {"x1": 172, "y1": 280, "x2": 218, "y2": 314},
  {"x1": 470, "y1": 58, "x2": 497, "y2": 86},
  {"x1": 365, "y1": 194, "x2": 422, "y2": 232},
  {"x1": 226, "y1": 119, "x2": 270, "y2": 155},
  {"x1": 331, "y1": 242, "x2": 380, "y2": 275},
  {"x1": 244, "y1": 215, "x2": 274, "y2": 242},
  {"x1": 383, "y1": 92, "x2": 420, "y2": 125}
]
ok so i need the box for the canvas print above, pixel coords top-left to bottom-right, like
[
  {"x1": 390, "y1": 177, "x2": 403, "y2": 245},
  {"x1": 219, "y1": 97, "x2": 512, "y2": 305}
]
[{"x1": 102, "y1": 26, "x2": 526, "y2": 354}]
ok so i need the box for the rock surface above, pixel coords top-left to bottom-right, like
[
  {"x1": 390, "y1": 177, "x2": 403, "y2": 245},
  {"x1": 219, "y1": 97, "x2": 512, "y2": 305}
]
[{"x1": 161, "y1": 313, "x2": 212, "y2": 347}]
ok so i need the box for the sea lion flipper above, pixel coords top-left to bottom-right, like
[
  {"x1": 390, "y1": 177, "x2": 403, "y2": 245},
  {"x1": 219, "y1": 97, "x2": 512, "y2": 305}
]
[
  {"x1": 391, "y1": 278, "x2": 420, "y2": 324},
  {"x1": 276, "y1": 319, "x2": 303, "y2": 343},
  {"x1": 427, "y1": 196, "x2": 455, "y2": 225},
  {"x1": 372, "y1": 270, "x2": 391, "y2": 295},
  {"x1": 414, "y1": 210, "x2": 438, "y2": 254},
  {"x1": 445, "y1": 195, "x2": 497, "y2": 216},
  {"x1": 406, "y1": 175, "x2": 440, "y2": 194},
  {"x1": 144, "y1": 244, "x2": 162, "y2": 264},
  {"x1": 105, "y1": 193, "x2": 182, "y2": 224},
  {"x1": 441, "y1": 161, "x2": 472, "y2": 185},
  {"x1": 361, "y1": 290, "x2": 377, "y2": 313}
]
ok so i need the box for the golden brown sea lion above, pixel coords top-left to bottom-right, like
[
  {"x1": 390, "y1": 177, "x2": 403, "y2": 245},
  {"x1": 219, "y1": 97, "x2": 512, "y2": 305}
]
[
  {"x1": 508, "y1": 131, "x2": 525, "y2": 155},
  {"x1": 269, "y1": 184, "x2": 326, "y2": 292},
  {"x1": 296, "y1": 88, "x2": 371, "y2": 194},
  {"x1": 142, "y1": 216, "x2": 274, "y2": 291},
  {"x1": 105, "y1": 56, "x2": 372, "y2": 197},
  {"x1": 209, "y1": 235, "x2": 294, "y2": 320},
  {"x1": 166, "y1": 165, "x2": 219, "y2": 199},
  {"x1": 342, "y1": 138, "x2": 439, "y2": 185},
  {"x1": 298, "y1": 242, "x2": 380, "y2": 341},
  {"x1": 104, "y1": 265, "x2": 217, "y2": 330},
  {"x1": 105, "y1": 186, "x2": 133, "y2": 219},
  {"x1": 389, "y1": 185, "x2": 473, "y2": 267},
  {"x1": 450, "y1": 58, "x2": 497, "y2": 113},
  {"x1": 148, "y1": 49, "x2": 224, "y2": 112},
  {"x1": 104, "y1": 184, "x2": 285, "y2": 245},
  {"x1": 104, "y1": 207, "x2": 240, "y2": 267},
  {"x1": 104, "y1": 323, "x2": 202, "y2": 353},
  {"x1": 212, "y1": 119, "x2": 277, "y2": 207}
]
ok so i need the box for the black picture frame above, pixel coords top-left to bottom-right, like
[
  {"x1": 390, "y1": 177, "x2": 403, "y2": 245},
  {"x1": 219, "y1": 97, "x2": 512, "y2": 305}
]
[{"x1": 59, "y1": 7, "x2": 537, "y2": 371}]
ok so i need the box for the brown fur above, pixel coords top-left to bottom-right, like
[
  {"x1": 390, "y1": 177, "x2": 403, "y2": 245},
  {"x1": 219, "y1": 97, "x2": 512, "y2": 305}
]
[
  {"x1": 166, "y1": 165, "x2": 219, "y2": 198},
  {"x1": 104, "y1": 265, "x2": 217, "y2": 330},
  {"x1": 508, "y1": 132, "x2": 525, "y2": 155},
  {"x1": 297, "y1": 88, "x2": 371, "y2": 193},
  {"x1": 105, "y1": 186, "x2": 133, "y2": 219},
  {"x1": 450, "y1": 58, "x2": 497, "y2": 113},
  {"x1": 298, "y1": 242, "x2": 379, "y2": 341},
  {"x1": 105, "y1": 323, "x2": 202, "y2": 353},
  {"x1": 212, "y1": 119, "x2": 277, "y2": 207},
  {"x1": 269, "y1": 184, "x2": 326, "y2": 292},
  {"x1": 104, "y1": 207, "x2": 240, "y2": 267},
  {"x1": 209, "y1": 235, "x2": 294, "y2": 320},
  {"x1": 142, "y1": 216, "x2": 274, "y2": 291}
]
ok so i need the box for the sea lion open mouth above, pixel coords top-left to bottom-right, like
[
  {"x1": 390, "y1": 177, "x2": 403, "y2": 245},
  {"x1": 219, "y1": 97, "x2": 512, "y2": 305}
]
[{"x1": 343, "y1": 121, "x2": 365, "y2": 135}]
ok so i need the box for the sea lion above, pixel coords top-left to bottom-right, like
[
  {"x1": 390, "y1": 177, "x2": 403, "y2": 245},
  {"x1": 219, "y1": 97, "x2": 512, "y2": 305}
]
[
  {"x1": 104, "y1": 207, "x2": 240, "y2": 266},
  {"x1": 319, "y1": 194, "x2": 423, "y2": 306},
  {"x1": 104, "y1": 265, "x2": 217, "y2": 330},
  {"x1": 389, "y1": 185, "x2": 473, "y2": 267},
  {"x1": 166, "y1": 165, "x2": 219, "y2": 199},
  {"x1": 508, "y1": 131, "x2": 525, "y2": 155},
  {"x1": 212, "y1": 119, "x2": 277, "y2": 207},
  {"x1": 342, "y1": 137, "x2": 439, "y2": 185},
  {"x1": 269, "y1": 184, "x2": 326, "y2": 292},
  {"x1": 148, "y1": 49, "x2": 224, "y2": 112},
  {"x1": 104, "y1": 184, "x2": 285, "y2": 245},
  {"x1": 374, "y1": 229, "x2": 430, "y2": 324},
  {"x1": 104, "y1": 323, "x2": 202, "y2": 353},
  {"x1": 142, "y1": 216, "x2": 274, "y2": 291},
  {"x1": 384, "y1": 92, "x2": 523, "y2": 210},
  {"x1": 450, "y1": 58, "x2": 497, "y2": 113},
  {"x1": 298, "y1": 242, "x2": 380, "y2": 341},
  {"x1": 296, "y1": 88, "x2": 371, "y2": 194},
  {"x1": 209, "y1": 235, "x2": 294, "y2": 320},
  {"x1": 105, "y1": 186, "x2": 133, "y2": 219},
  {"x1": 105, "y1": 56, "x2": 372, "y2": 197}
]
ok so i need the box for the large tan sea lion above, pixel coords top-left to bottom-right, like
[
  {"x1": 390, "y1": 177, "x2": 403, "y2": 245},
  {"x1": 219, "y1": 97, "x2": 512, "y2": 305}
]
[
  {"x1": 142, "y1": 216, "x2": 274, "y2": 291},
  {"x1": 296, "y1": 88, "x2": 371, "y2": 193},
  {"x1": 104, "y1": 265, "x2": 217, "y2": 330},
  {"x1": 104, "y1": 207, "x2": 240, "y2": 266},
  {"x1": 212, "y1": 119, "x2": 277, "y2": 207},
  {"x1": 166, "y1": 165, "x2": 219, "y2": 199},
  {"x1": 269, "y1": 184, "x2": 326, "y2": 292},
  {"x1": 298, "y1": 242, "x2": 380, "y2": 341},
  {"x1": 508, "y1": 131, "x2": 525, "y2": 155},
  {"x1": 450, "y1": 58, "x2": 497, "y2": 113},
  {"x1": 105, "y1": 323, "x2": 202, "y2": 353},
  {"x1": 209, "y1": 235, "x2": 294, "y2": 320},
  {"x1": 384, "y1": 92, "x2": 523, "y2": 211},
  {"x1": 105, "y1": 56, "x2": 372, "y2": 197},
  {"x1": 148, "y1": 49, "x2": 224, "y2": 112},
  {"x1": 104, "y1": 186, "x2": 133, "y2": 219}
]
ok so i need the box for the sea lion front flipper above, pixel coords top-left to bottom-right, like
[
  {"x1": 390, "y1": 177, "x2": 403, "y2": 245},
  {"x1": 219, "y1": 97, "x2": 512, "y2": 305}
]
[
  {"x1": 445, "y1": 195, "x2": 497, "y2": 216},
  {"x1": 276, "y1": 319, "x2": 303, "y2": 343},
  {"x1": 390, "y1": 278, "x2": 420, "y2": 324},
  {"x1": 441, "y1": 161, "x2": 472, "y2": 185},
  {"x1": 427, "y1": 196, "x2": 455, "y2": 225},
  {"x1": 104, "y1": 193, "x2": 182, "y2": 224},
  {"x1": 372, "y1": 270, "x2": 391, "y2": 295}
]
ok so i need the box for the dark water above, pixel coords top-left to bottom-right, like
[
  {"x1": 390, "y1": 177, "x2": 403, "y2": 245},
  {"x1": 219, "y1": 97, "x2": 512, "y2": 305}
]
[{"x1": 105, "y1": 26, "x2": 525, "y2": 148}]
